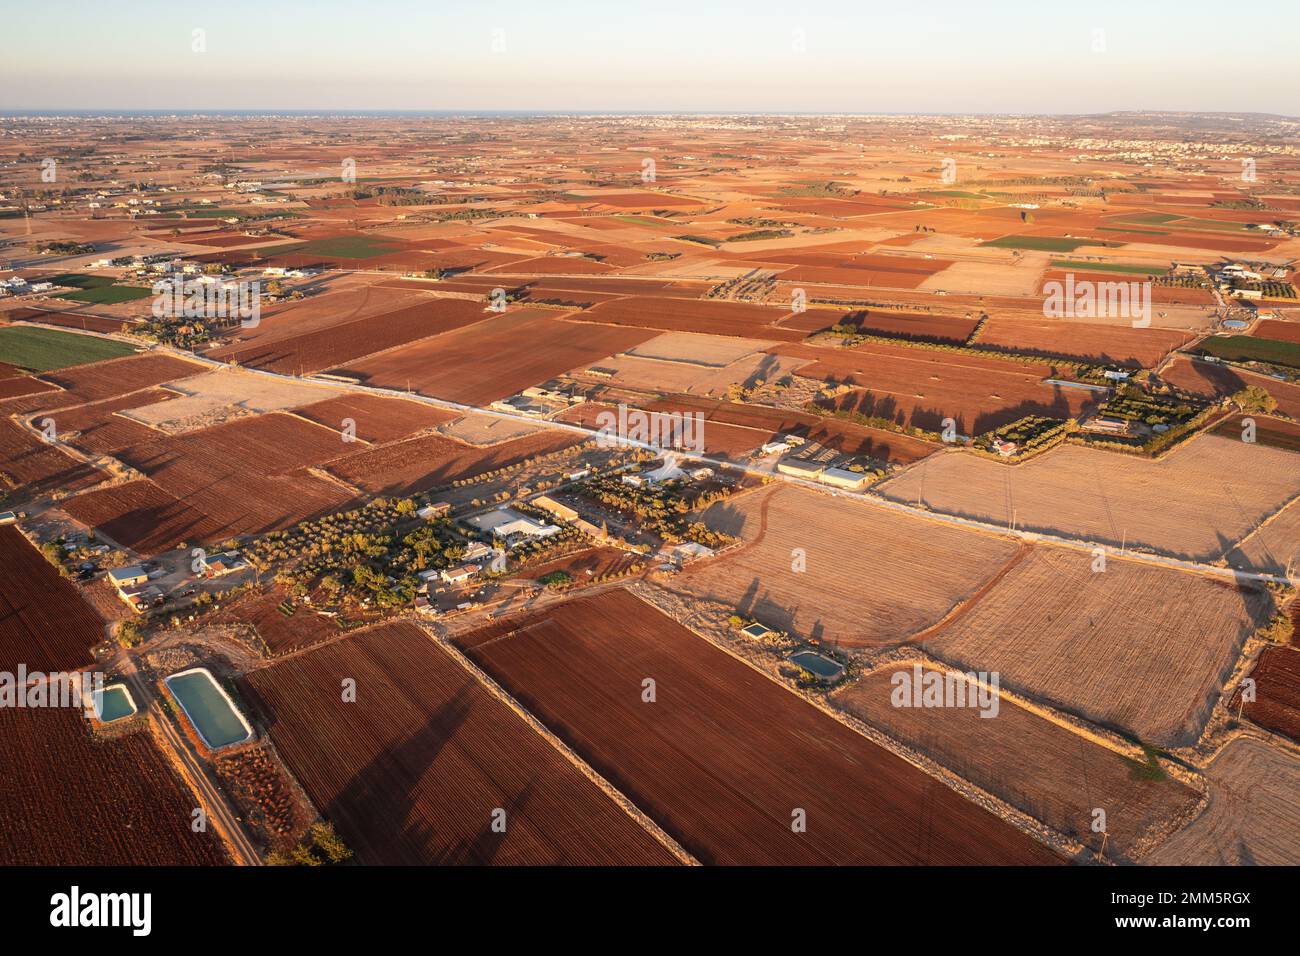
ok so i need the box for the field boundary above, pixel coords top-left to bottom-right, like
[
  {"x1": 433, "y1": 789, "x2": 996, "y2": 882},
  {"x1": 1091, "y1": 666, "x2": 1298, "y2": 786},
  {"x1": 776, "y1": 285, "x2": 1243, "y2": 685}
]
[{"x1": 417, "y1": 620, "x2": 699, "y2": 866}]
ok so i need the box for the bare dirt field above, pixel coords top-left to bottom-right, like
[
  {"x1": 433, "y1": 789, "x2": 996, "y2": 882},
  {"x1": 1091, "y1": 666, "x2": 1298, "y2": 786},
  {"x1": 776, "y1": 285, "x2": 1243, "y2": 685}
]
[
  {"x1": 454, "y1": 588, "x2": 1061, "y2": 865},
  {"x1": 833, "y1": 662, "x2": 1202, "y2": 861},
  {"x1": 878, "y1": 435, "x2": 1300, "y2": 562},
  {"x1": 122, "y1": 369, "x2": 330, "y2": 433},
  {"x1": 240, "y1": 620, "x2": 679, "y2": 865},
  {"x1": 341, "y1": 310, "x2": 655, "y2": 406},
  {"x1": 1147, "y1": 736, "x2": 1300, "y2": 865},
  {"x1": 922, "y1": 546, "x2": 1273, "y2": 747},
  {"x1": 681, "y1": 484, "x2": 1022, "y2": 649}
]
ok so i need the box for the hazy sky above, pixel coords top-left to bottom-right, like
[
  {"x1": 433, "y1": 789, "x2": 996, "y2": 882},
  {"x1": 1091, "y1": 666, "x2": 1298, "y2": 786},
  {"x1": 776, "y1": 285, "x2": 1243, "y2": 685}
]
[{"x1": 3, "y1": 0, "x2": 1297, "y2": 114}]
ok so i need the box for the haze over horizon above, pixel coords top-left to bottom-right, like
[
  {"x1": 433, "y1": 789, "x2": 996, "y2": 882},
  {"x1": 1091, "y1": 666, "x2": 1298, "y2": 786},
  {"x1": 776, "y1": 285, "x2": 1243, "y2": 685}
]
[{"x1": 4, "y1": 0, "x2": 1297, "y2": 115}]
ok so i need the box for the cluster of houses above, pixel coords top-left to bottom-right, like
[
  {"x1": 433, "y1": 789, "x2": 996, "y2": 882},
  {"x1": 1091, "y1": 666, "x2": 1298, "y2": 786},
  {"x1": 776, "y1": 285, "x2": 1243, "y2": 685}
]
[{"x1": 0, "y1": 275, "x2": 54, "y2": 296}]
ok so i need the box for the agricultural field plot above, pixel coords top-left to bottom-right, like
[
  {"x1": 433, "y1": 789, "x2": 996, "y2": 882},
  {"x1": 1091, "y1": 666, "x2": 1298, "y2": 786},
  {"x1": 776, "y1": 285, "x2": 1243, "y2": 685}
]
[
  {"x1": 1147, "y1": 737, "x2": 1300, "y2": 865},
  {"x1": 0, "y1": 365, "x2": 58, "y2": 399},
  {"x1": 121, "y1": 369, "x2": 330, "y2": 433},
  {"x1": 0, "y1": 418, "x2": 101, "y2": 496},
  {"x1": 0, "y1": 705, "x2": 229, "y2": 866},
  {"x1": 209, "y1": 297, "x2": 490, "y2": 375},
  {"x1": 574, "y1": 297, "x2": 805, "y2": 340},
  {"x1": 782, "y1": 340, "x2": 1100, "y2": 433},
  {"x1": 1161, "y1": 355, "x2": 1300, "y2": 420},
  {"x1": 292, "y1": 392, "x2": 457, "y2": 444},
  {"x1": 111, "y1": 412, "x2": 357, "y2": 545},
  {"x1": 39, "y1": 352, "x2": 205, "y2": 405},
  {"x1": 557, "y1": 402, "x2": 776, "y2": 458},
  {"x1": 454, "y1": 589, "x2": 1061, "y2": 865},
  {"x1": 1232, "y1": 645, "x2": 1300, "y2": 744},
  {"x1": 582, "y1": 347, "x2": 811, "y2": 397},
  {"x1": 682, "y1": 484, "x2": 1021, "y2": 649},
  {"x1": 61, "y1": 479, "x2": 228, "y2": 555},
  {"x1": 241, "y1": 621, "x2": 678, "y2": 865},
  {"x1": 972, "y1": 318, "x2": 1193, "y2": 367},
  {"x1": 644, "y1": 394, "x2": 940, "y2": 465},
  {"x1": 922, "y1": 547, "x2": 1273, "y2": 748},
  {"x1": 513, "y1": 546, "x2": 643, "y2": 585},
  {"x1": 0, "y1": 525, "x2": 105, "y2": 671},
  {"x1": 0, "y1": 325, "x2": 137, "y2": 372},
  {"x1": 781, "y1": 308, "x2": 980, "y2": 345},
  {"x1": 32, "y1": 387, "x2": 177, "y2": 455},
  {"x1": 879, "y1": 435, "x2": 1300, "y2": 562},
  {"x1": 1254, "y1": 319, "x2": 1300, "y2": 345},
  {"x1": 436, "y1": 410, "x2": 545, "y2": 445},
  {"x1": 59, "y1": 284, "x2": 153, "y2": 305},
  {"x1": 209, "y1": 585, "x2": 343, "y2": 657},
  {"x1": 324, "y1": 429, "x2": 580, "y2": 497},
  {"x1": 1195, "y1": 333, "x2": 1300, "y2": 370},
  {"x1": 833, "y1": 663, "x2": 1202, "y2": 861},
  {"x1": 624, "y1": 332, "x2": 775, "y2": 366},
  {"x1": 340, "y1": 310, "x2": 655, "y2": 406}
]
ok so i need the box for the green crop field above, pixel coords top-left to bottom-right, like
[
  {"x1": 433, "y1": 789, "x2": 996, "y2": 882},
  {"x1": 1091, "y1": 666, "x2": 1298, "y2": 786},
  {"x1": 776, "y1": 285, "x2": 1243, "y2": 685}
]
[
  {"x1": 1113, "y1": 213, "x2": 1184, "y2": 226},
  {"x1": 1097, "y1": 226, "x2": 1170, "y2": 236},
  {"x1": 984, "y1": 235, "x2": 1100, "y2": 252},
  {"x1": 62, "y1": 285, "x2": 154, "y2": 304},
  {"x1": 44, "y1": 273, "x2": 115, "y2": 290},
  {"x1": 1196, "y1": 335, "x2": 1300, "y2": 370},
  {"x1": 0, "y1": 326, "x2": 136, "y2": 372},
  {"x1": 294, "y1": 236, "x2": 401, "y2": 259},
  {"x1": 1051, "y1": 260, "x2": 1167, "y2": 275}
]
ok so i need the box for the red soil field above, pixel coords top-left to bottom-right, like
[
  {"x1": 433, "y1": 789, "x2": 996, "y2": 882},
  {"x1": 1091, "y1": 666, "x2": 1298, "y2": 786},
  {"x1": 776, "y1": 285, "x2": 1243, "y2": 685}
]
[
  {"x1": 1162, "y1": 356, "x2": 1300, "y2": 419},
  {"x1": 325, "y1": 430, "x2": 580, "y2": 497},
  {"x1": 1233, "y1": 644, "x2": 1300, "y2": 744},
  {"x1": 0, "y1": 375, "x2": 58, "y2": 399},
  {"x1": 1255, "y1": 320, "x2": 1300, "y2": 345},
  {"x1": 292, "y1": 393, "x2": 458, "y2": 443},
  {"x1": 575, "y1": 296, "x2": 805, "y2": 340},
  {"x1": 341, "y1": 310, "x2": 655, "y2": 406},
  {"x1": 61, "y1": 479, "x2": 227, "y2": 555},
  {"x1": 41, "y1": 353, "x2": 203, "y2": 405},
  {"x1": 111, "y1": 413, "x2": 357, "y2": 545},
  {"x1": 515, "y1": 546, "x2": 642, "y2": 584},
  {"x1": 0, "y1": 706, "x2": 229, "y2": 865},
  {"x1": 455, "y1": 589, "x2": 1062, "y2": 865},
  {"x1": 209, "y1": 585, "x2": 342, "y2": 656},
  {"x1": 780, "y1": 340, "x2": 1100, "y2": 433},
  {"x1": 780, "y1": 308, "x2": 979, "y2": 345},
  {"x1": 973, "y1": 318, "x2": 1194, "y2": 367},
  {"x1": 34, "y1": 387, "x2": 177, "y2": 455},
  {"x1": 558, "y1": 401, "x2": 777, "y2": 458},
  {"x1": 210, "y1": 298, "x2": 490, "y2": 375},
  {"x1": 10, "y1": 310, "x2": 135, "y2": 335},
  {"x1": 240, "y1": 621, "x2": 678, "y2": 865},
  {"x1": 0, "y1": 525, "x2": 105, "y2": 671},
  {"x1": 646, "y1": 394, "x2": 939, "y2": 465},
  {"x1": 0, "y1": 419, "x2": 101, "y2": 496}
]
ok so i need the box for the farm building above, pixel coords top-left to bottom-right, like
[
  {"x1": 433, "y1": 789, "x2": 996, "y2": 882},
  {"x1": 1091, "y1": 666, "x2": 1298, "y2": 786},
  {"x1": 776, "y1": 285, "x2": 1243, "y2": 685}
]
[{"x1": 107, "y1": 566, "x2": 149, "y2": 589}]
